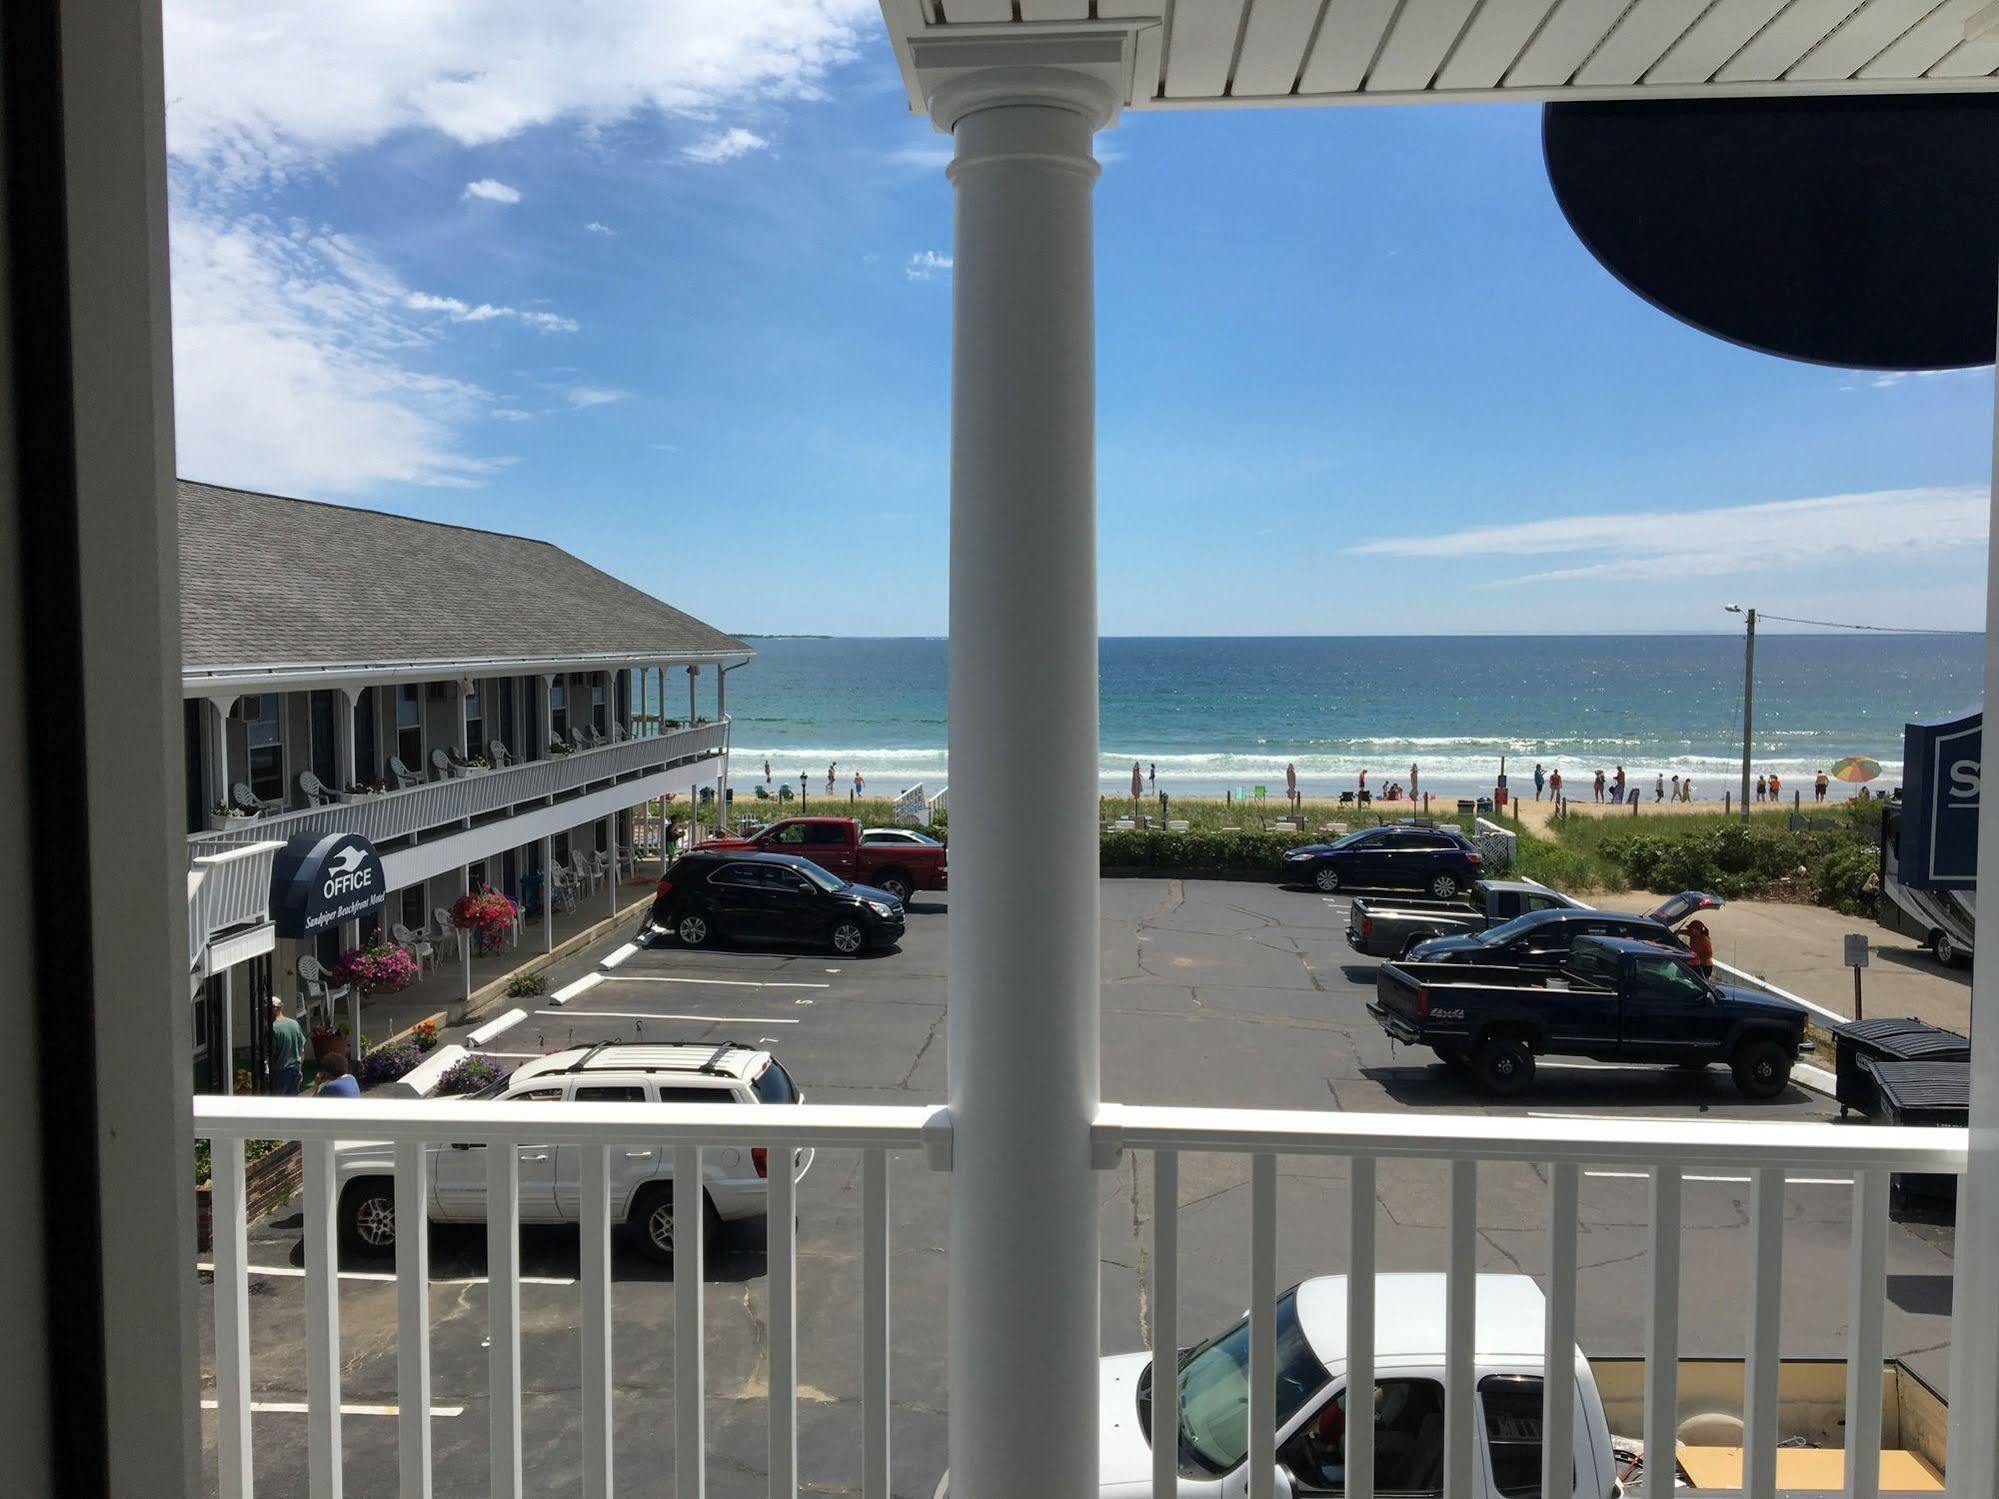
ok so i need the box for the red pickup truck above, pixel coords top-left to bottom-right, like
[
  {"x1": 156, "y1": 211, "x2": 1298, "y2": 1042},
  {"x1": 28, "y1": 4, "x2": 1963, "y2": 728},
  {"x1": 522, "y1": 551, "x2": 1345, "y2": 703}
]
[{"x1": 701, "y1": 817, "x2": 947, "y2": 904}]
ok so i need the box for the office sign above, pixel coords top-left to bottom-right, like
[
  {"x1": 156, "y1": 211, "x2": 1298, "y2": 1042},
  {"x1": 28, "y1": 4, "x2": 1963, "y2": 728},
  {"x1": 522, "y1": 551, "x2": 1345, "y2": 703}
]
[
  {"x1": 270, "y1": 831, "x2": 387, "y2": 937},
  {"x1": 1900, "y1": 710, "x2": 1979, "y2": 890}
]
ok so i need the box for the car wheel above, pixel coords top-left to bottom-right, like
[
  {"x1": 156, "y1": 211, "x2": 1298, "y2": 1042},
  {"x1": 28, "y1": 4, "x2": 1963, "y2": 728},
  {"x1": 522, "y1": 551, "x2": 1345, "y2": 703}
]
[
  {"x1": 1429, "y1": 873, "x2": 1460, "y2": 900},
  {"x1": 1731, "y1": 1039, "x2": 1792, "y2": 1100},
  {"x1": 338, "y1": 1178, "x2": 397, "y2": 1256},
  {"x1": 632, "y1": 1184, "x2": 721, "y2": 1266},
  {"x1": 1475, "y1": 1037, "x2": 1535, "y2": 1097},
  {"x1": 1314, "y1": 866, "x2": 1341, "y2": 893},
  {"x1": 878, "y1": 872, "x2": 912, "y2": 903},
  {"x1": 676, "y1": 911, "x2": 712, "y2": 948},
  {"x1": 830, "y1": 919, "x2": 867, "y2": 956},
  {"x1": 1934, "y1": 930, "x2": 1961, "y2": 967}
]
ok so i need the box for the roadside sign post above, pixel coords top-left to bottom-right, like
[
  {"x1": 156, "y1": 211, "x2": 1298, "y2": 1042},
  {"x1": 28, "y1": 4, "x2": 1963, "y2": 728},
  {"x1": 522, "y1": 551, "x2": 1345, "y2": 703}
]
[{"x1": 1845, "y1": 932, "x2": 1870, "y2": 1021}]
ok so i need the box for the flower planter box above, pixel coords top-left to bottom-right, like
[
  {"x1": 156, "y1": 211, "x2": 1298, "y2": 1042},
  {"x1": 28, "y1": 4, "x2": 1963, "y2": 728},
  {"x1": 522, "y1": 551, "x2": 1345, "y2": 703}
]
[
  {"x1": 311, "y1": 1031, "x2": 350, "y2": 1064},
  {"x1": 194, "y1": 1140, "x2": 302, "y2": 1253},
  {"x1": 207, "y1": 810, "x2": 258, "y2": 831}
]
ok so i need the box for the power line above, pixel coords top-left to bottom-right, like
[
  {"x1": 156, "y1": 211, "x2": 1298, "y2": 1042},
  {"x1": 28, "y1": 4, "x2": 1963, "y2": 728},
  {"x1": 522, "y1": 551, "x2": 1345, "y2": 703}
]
[{"x1": 1753, "y1": 611, "x2": 1976, "y2": 635}]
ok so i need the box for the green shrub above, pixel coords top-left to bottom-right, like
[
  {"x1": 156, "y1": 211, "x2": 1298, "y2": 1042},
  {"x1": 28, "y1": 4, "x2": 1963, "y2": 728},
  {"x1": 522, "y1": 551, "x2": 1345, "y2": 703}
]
[
  {"x1": 1099, "y1": 828, "x2": 1318, "y2": 876},
  {"x1": 1812, "y1": 840, "x2": 1879, "y2": 915}
]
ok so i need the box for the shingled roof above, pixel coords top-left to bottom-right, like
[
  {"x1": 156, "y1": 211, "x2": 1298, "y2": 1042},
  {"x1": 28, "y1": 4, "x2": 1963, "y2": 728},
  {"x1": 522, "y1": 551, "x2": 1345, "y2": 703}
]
[{"x1": 179, "y1": 480, "x2": 747, "y2": 673}]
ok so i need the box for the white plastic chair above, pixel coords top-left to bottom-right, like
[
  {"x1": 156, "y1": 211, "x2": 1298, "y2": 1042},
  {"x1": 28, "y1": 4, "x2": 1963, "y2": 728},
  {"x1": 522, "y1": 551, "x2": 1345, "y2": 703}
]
[{"x1": 392, "y1": 922, "x2": 437, "y2": 974}]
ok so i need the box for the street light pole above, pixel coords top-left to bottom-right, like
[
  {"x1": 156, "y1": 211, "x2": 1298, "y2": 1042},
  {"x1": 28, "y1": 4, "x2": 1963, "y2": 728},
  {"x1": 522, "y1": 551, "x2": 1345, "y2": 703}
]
[{"x1": 1726, "y1": 604, "x2": 1756, "y2": 823}]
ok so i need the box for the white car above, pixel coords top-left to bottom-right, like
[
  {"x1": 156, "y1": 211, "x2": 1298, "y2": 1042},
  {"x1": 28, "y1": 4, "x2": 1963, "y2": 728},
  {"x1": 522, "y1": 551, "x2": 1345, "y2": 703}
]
[
  {"x1": 334, "y1": 1043, "x2": 811, "y2": 1263},
  {"x1": 941, "y1": 1273, "x2": 1616, "y2": 1498}
]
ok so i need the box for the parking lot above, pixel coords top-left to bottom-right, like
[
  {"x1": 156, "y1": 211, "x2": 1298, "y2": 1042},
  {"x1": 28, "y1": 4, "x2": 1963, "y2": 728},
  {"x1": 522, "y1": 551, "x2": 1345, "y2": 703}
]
[{"x1": 201, "y1": 878, "x2": 1958, "y2": 1496}]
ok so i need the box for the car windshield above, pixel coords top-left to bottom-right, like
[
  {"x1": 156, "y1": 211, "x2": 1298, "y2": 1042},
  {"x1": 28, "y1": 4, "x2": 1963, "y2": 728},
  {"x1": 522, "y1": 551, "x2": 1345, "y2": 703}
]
[
  {"x1": 1476, "y1": 911, "x2": 1559, "y2": 946},
  {"x1": 1175, "y1": 1290, "x2": 1329, "y2": 1474},
  {"x1": 751, "y1": 1059, "x2": 799, "y2": 1104},
  {"x1": 787, "y1": 860, "x2": 847, "y2": 893}
]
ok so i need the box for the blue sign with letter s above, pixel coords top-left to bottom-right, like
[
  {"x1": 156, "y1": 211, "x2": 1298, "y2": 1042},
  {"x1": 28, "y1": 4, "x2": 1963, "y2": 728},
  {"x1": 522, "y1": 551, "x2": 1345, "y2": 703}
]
[{"x1": 1900, "y1": 710, "x2": 1979, "y2": 890}]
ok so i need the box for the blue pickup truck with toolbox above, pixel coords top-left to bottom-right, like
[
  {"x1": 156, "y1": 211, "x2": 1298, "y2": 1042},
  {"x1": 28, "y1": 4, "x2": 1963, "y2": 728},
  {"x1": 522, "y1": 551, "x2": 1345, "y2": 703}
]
[{"x1": 1368, "y1": 934, "x2": 1810, "y2": 1099}]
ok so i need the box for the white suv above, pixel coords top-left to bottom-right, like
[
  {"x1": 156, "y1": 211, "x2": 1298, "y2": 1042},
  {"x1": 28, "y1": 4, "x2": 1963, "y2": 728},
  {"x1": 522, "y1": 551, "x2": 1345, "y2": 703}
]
[{"x1": 335, "y1": 1042, "x2": 811, "y2": 1263}]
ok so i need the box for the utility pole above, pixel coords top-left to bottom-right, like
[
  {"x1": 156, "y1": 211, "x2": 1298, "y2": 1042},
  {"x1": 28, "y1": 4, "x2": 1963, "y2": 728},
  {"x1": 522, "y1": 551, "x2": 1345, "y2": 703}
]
[{"x1": 1726, "y1": 603, "x2": 1756, "y2": 823}]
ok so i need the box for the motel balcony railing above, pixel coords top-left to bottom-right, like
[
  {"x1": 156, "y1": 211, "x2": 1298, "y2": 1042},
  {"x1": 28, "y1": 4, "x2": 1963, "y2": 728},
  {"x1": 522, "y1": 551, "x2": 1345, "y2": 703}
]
[
  {"x1": 189, "y1": 840, "x2": 288, "y2": 958},
  {"x1": 187, "y1": 719, "x2": 730, "y2": 866},
  {"x1": 193, "y1": 1094, "x2": 1968, "y2": 1499}
]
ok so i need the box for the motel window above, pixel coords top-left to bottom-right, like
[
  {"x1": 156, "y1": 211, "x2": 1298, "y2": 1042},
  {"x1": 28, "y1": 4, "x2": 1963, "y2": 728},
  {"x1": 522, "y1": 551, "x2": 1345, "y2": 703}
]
[
  {"x1": 465, "y1": 681, "x2": 484, "y2": 758},
  {"x1": 400, "y1": 888, "x2": 426, "y2": 932},
  {"x1": 354, "y1": 689, "x2": 378, "y2": 786},
  {"x1": 395, "y1": 684, "x2": 422, "y2": 769},
  {"x1": 591, "y1": 678, "x2": 607, "y2": 733},
  {"x1": 242, "y1": 693, "x2": 284, "y2": 803},
  {"x1": 550, "y1": 678, "x2": 568, "y2": 742}
]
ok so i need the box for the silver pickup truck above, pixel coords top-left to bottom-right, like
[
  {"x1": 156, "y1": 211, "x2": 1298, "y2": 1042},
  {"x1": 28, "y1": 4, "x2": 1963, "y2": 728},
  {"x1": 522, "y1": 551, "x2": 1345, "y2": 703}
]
[{"x1": 1347, "y1": 879, "x2": 1580, "y2": 959}]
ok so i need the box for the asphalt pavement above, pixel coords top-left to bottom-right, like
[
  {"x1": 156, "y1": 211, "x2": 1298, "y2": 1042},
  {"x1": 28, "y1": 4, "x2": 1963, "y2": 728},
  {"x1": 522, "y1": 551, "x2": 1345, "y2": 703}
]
[{"x1": 198, "y1": 878, "x2": 1957, "y2": 1497}]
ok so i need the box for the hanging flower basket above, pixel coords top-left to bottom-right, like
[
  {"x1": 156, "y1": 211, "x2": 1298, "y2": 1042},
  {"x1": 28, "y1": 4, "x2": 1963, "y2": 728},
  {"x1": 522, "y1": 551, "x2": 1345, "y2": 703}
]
[
  {"x1": 332, "y1": 944, "x2": 419, "y2": 996},
  {"x1": 451, "y1": 887, "x2": 519, "y2": 955}
]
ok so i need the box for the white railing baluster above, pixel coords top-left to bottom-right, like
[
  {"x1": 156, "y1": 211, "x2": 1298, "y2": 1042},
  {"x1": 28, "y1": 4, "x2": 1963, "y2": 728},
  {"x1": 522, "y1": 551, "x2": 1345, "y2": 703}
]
[
  {"x1": 675, "y1": 1143, "x2": 706, "y2": 1499},
  {"x1": 1743, "y1": 1168, "x2": 1785, "y2": 1499},
  {"x1": 1249, "y1": 1154, "x2": 1278, "y2": 1499},
  {"x1": 1645, "y1": 1165, "x2": 1681, "y2": 1499},
  {"x1": 863, "y1": 1149, "x2": 891, "y2": 1499},
  {"x1": 394, "y1": 1140, "x2": 432, "y2": 1498},
  {"x1": 769, "y1": 1145, "x2": 799, "y2": 1499},
  {"x1": 580, "y1": 1143, "x2": 613, "y2": 1499},
  {"x1": 1845, "y1": 1169, "x2": 1889, "y2": 1499},
  {"x1": 1542, "y1": 1163, "x2": 1579, "y2": 1499},
  {"x1": 488, "y1": 1141, "x2": 523, "y2": 1499},
  {"x1": 213, "y1": 1137, "x2": 253, "y2": 1499},
  {"x1": 1152, "y1": 1151, "x2": 1179, "y2": 1499},
  {"x1": 1445, "y1": 1159, "x2": 1477, "y2": 1499},
  {"x1": 303, "y1": 1138, "x2": 343, "y2": 1499},
  {"x1": 1347, "y1": 1156, "x2": 1377, "y2": 1499}
]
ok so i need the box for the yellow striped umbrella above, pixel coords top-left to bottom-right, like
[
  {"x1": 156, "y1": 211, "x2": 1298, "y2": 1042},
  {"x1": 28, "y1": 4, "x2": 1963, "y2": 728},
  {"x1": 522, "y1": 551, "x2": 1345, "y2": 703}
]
[{"x1": 1830, "y1": 756, "x2": 1882, "y2": 784}]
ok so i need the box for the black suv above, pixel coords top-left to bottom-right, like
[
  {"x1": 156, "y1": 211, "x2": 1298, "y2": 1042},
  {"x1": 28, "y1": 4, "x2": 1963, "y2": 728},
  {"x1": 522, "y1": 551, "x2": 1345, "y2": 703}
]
[
  {"x1": 1407, "y1": 891, "x2": 1723, "y2": 968},
  {"x1": 646, "y1": 850, "x2": 905, "y2": 955},
  {"x1": 1280, "y1": 824, "x2": 1484, "y2": 897}
]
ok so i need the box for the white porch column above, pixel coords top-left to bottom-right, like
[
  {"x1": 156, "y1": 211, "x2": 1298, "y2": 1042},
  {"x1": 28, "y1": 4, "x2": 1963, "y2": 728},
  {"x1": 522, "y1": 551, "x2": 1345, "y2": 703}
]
[
  {"x1": 542, "y1": 834, "x2": 555, "y2": 957},
  {"x1": 606, "y1": 818, "x2": 618, "y2": 918},
  {"x1": 332, "y1": 687, "x2": 356, "y2": 791},
  {"x1": 539, "y1": 674, "x2": 554, "y2": 759},
  {"x1": 1946, "y1": 283, "x2": 1999, "y2": 1499},
  {"x1": 928, "y1": 39, "x2": 1122, "y2": 1499},
  {"x1": 716, "y1": 666, "x2": 729, "y2": 828},
  {"x1": 459, "y1": 865, "x2": 472, "y2": 1006}
]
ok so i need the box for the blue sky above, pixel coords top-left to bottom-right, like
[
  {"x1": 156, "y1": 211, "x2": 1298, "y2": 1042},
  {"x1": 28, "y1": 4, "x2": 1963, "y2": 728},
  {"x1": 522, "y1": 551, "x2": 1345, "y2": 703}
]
[{"x1": 164, "y1": 2, "x2": 1993, "y2": 637}]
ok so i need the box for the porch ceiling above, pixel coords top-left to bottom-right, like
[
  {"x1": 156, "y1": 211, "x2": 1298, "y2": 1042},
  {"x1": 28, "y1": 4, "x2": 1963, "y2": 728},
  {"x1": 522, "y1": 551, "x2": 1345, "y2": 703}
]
[{"x1": 881, "y1": 0, "x2": 1999, "y2": 112}]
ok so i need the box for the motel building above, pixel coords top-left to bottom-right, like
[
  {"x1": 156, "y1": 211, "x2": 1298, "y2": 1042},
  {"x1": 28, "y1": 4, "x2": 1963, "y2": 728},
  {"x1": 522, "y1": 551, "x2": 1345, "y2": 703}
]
[{"x1": 178, "y1": 480, "x2": 746, "y2": 1092}]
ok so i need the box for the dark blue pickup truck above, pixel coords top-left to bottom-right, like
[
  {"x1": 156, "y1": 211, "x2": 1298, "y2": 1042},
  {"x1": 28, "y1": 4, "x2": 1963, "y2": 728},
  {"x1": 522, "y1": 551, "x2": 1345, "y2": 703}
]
[{"x1": 1368, "y1": 935, "x2": 1809, "y2": 1098}]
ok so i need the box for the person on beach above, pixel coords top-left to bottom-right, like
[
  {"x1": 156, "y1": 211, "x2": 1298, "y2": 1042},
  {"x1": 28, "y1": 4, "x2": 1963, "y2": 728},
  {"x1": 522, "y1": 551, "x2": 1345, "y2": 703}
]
[
  {"x1": 1358, "y1": 769, "x2": 1367, "y2": 793},
  {"x1": 1755, "y1": 774, "x2": 1767, "y2": 803},
  {"x1": 854, "y1": 771, "x2": 864, "y2": 798},
  {"x1": 1533, "y1": 763, "x2": 1545, "y2": 800},
  {"x1": 1654, "y1": 772, "x2": 1665, "y2": 802},
  {"x1": 1149, "y1": 762, "x2": 1156, "y2": 789},
  {"x1": 1815, "y1": 769, "x2": 1829, "y2": 803},
  {"x1": 1549, "y1": 768, "x2": 1563, "y2": 801},
  {"x1": 1593, "y1": 769, "x2": 1605, "y2": 803},
  {"x1": 270, "y1": 1000, "x2": 305, "y2": 1097},
  {"x1": 1681, "y1": 777, "x2": 1695, "y2": 802},
  {"x1": 764, "y1": 757, "x2": 772, "y2": 785},
  {"x1": 1670, "y1": 774, "x2": 1681, "y2": 802},
  {"x1": 1769, "y1": 773, "x2": 1781, "y2": 802},
  {"x1": 314, "y1": 1051, "x2": 360, "y2": 1098}
]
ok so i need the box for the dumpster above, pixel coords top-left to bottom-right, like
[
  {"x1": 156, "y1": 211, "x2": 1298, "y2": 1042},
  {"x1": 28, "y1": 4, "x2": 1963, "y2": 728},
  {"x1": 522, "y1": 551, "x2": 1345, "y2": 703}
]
[
  {"x1": 1833, "y1": 1017, "x2": 1969, "y2": 1118},
  {"x1": 1863, "y1": 1057, "x2": 1969, "y2": 1216}
]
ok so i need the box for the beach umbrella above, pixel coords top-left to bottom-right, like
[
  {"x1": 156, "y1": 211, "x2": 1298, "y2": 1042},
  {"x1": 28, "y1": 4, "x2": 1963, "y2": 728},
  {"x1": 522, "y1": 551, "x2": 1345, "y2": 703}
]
[
  {"x1": 1131, "y1": 762, "x2": 1143, "y2": 798},
  {"x1": 1830, "y1": 756, "x2": 1882, "y2": 784}
]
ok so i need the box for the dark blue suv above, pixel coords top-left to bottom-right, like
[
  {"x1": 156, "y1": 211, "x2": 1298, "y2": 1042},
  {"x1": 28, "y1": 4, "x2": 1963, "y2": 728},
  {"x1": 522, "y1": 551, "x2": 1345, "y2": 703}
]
[{"x1": 1280, "y1": 824, "x2": 1483, "y2": 897}]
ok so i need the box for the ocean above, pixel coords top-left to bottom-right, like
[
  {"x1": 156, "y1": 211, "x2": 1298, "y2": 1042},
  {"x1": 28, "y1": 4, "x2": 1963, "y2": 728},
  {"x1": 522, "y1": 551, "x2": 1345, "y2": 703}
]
[{"x1": 648, "y1": 635, "x2": 1984, "y2": 799}]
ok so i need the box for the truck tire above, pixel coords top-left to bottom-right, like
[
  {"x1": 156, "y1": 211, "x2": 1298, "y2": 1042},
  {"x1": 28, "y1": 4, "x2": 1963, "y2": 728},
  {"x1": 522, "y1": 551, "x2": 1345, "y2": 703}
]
[
  {"x1": 1475, "y1": 1037, "x2": 1535, "y2": 1097},
  {"x1": 338, "y1": 1178, "x2": 398, "y2": 1256},
  {"x1": 1314, "y1": 866, "x2": 1340, "y2": 893},
  {"x1": 876, "y1": 870, "x2": 912, "y2": 903},
  {"x1": 1730, "y1": 1038, "x2": 1792, "y2": 1100},
  {"x1": 1429, "y1": 873, "x2": 1461, "y2": 900}
]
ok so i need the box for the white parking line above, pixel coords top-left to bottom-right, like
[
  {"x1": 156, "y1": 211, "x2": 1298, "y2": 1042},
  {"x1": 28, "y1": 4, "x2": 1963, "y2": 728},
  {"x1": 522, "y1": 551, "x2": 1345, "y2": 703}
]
[
  {"x1": 198, "y1": 1262, "x2": 576, "y2": 1287},
  {"x1": 1583, "y1": 1171, "x2": 1854, "y2": 1186},
  {"x1": 547, "y1": 973, "x2": 604, "y2": 1006},
  {"x1": 533, "y1": 1009, "x2": 799, "y2": 1025},
  {"x1": 607, "y1": 974, "x2": 830, "y2": 990},
  {"x1": 600, "y1": 942, "x2": 639, "y2": 970},
  {"x1": 201, "y1": 1398, "x2": 465, "y2": 1418}
]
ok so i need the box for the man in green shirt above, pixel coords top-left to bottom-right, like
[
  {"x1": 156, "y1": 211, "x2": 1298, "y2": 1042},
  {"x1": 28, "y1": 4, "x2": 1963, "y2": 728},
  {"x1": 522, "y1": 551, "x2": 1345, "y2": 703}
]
[{"x1": 270, "y1": 999, "x2": 306, "y2": 1096}]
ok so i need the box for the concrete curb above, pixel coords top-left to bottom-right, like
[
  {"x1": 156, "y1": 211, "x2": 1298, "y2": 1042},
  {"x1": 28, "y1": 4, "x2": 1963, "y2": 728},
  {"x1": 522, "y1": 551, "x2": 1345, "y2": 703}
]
[{"x1": 454, "y1": 894, "x2": 655, "y2": 1027}]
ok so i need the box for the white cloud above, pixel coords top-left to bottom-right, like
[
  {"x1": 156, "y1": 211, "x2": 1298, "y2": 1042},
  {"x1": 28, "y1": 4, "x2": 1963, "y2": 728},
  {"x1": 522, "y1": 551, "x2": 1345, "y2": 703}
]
[
  {"x1": 1861, "y1": 368, "x2": 1983, "y2": 391},
  {"x1": 462, "y1": 177, "x2": 522, "y2": 204},
  {"x1": 163, "y1": 1, "x2": 874, "y2": 180},
  {"x1": 491, "y1": 408, "x2": 534, "y2": 422},
  {"x1": 905, "y1": 249, "x2": 952, "y2": 282},
  {"x1": 682, "y1": 126, "x2": 770, "y2": 164},
  {"x1": 567, "y1": 386, "x2": 628, "y2": 409},
  {"x1": 403, "y1": 291, "x2": 578, "y2": 333},
  {"x1": 585, "y1": 221, "x2": 616, "y2": 235},
  {"x1": 1346, "y1": 487, "x2": 1990, "y2": 587},
  {"x1": 887, "y1": 141, "x2": 953, "y2": 171},
  {"x1": 169, "y1": 208, "x2": 512, "y2": 492}
]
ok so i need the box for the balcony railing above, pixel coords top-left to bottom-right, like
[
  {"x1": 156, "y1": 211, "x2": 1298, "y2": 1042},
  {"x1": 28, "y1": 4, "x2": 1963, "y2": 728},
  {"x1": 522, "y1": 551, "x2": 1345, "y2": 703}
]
[
  {"x1": 190, "y1": 840, "x2": 287, "y2": 952},
  {"x1": 194, "y1": 1095, "x2": 1967, "y2": 1498},
  {"x1": 188, "y1": 720, "x2": 729, "y2": 864}
]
